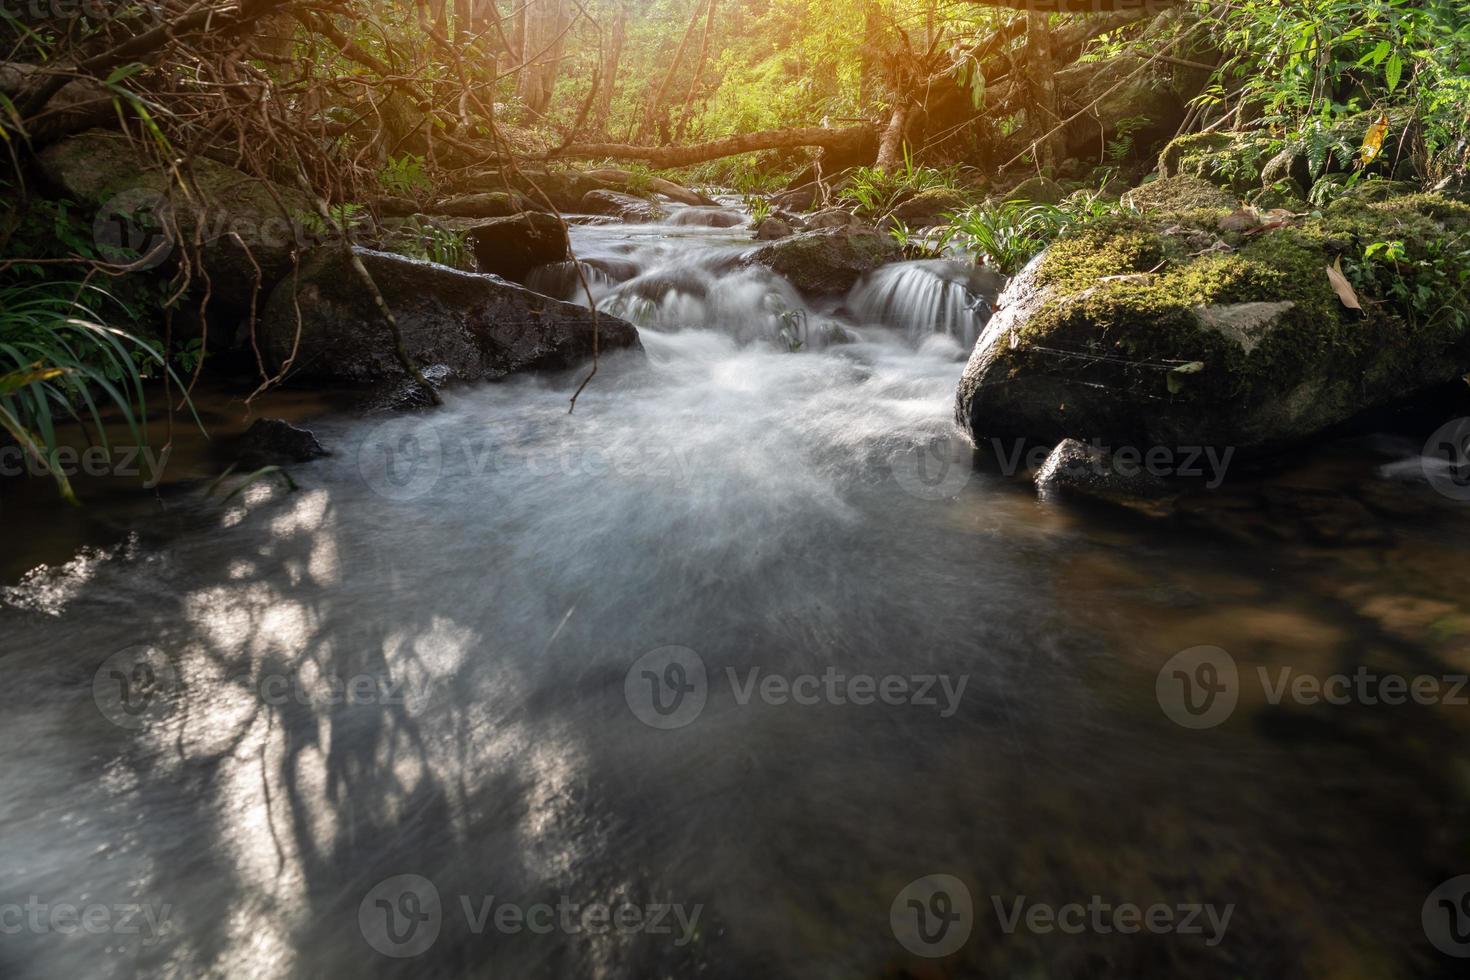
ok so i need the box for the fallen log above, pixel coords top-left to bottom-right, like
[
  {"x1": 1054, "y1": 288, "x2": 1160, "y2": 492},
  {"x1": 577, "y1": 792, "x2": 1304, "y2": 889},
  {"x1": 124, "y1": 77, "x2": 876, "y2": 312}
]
[{"x1": 546, "y1": 124, "x2": 877, "y2": 168}]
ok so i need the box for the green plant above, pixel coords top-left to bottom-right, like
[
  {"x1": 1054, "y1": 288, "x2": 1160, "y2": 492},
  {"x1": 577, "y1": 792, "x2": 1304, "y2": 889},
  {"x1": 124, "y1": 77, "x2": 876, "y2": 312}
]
[
  {"x1": 1348, "y1": 233, "x2": 1470, "y2": 334},
  {"x1": 745, "y1": 195, "x2": 774, "y2": 225},
  {"x1": 378, "y1": 153, "x2": 430, "y2": 197},
  {"x1": 0, "y1": 281, "x2": 188, "y2": 502},
  {"x1": 840, "y1": 145, "x2": 958, "y2": 220},
  {"x1": 938, "y1": 199, "x2": 1093, "y2": 276},
  {"x1": 776, "y1": 308, "x2": 808, "y2": 352},
  {"x1": 396, "y1": 217, "x2": 471, "y2": 269}
]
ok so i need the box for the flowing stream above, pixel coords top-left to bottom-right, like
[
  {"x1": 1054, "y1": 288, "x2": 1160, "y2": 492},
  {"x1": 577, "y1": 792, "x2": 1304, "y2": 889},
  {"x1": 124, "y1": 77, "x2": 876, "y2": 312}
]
[{"x1": 1, "y1": 204, "x2": 1468, "y2": 979}]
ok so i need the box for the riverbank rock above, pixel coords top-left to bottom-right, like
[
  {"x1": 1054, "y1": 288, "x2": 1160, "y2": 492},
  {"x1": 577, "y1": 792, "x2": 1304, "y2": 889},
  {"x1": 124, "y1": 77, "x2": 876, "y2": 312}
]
[
  {"x1": 741, "y1": 227, "x2": 903, "y2": 295},
  {"x1": 260, "y1": 247, "x2": 640, "y2": 386},
  {"x1": 38, "y1": 129, "x2": 313, "y2": 314},
  {"x1": 463, "y1": 212, "x2": 569, "y2": 281},
  {"x1": 429, "y1": 191, "x2": 535, "y2": 218},
  {"x1": 955, "y1": 190, "x2": 1470, "y2": 458},
  {"x1": 580, "y1": 190, "x2": 667, "y2": 223},
  {"x1": 887, "y1": 188, "x2": 967, "y2": 227}
]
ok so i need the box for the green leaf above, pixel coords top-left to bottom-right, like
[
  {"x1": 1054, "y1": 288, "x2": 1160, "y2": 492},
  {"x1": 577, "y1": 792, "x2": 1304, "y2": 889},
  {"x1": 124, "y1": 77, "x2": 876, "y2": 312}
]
[{"x1": 1385, "y1": 52, "x2": 1403, "y2": 92}]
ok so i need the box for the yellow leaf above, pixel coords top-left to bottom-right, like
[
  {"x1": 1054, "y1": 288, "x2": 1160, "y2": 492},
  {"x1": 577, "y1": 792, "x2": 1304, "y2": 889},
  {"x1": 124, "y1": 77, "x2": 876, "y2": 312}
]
[
  {"x1": 1360, "y1": 114, "x2": 1390, "y2": 165},
  {"x1": 1326, "y1": 258, "x2": 1362, "y2": 311}
]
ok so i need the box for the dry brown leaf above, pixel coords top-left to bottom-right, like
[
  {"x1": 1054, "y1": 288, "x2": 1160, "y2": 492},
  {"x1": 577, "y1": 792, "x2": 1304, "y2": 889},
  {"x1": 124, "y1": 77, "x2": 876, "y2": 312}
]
[
  {"x1": 1326, "y1": 257, "x2": 1362, "y2": 311},
  {"x1": 1219, "y1": 207, "x2": 1262, "y2": 233}
]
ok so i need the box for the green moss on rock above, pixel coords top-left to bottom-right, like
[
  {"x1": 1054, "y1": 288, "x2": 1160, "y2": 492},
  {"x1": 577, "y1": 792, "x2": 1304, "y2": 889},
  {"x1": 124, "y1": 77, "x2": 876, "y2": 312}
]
[{"x1": 956, "y1": 188, "x2": 1470, "y2": 455}]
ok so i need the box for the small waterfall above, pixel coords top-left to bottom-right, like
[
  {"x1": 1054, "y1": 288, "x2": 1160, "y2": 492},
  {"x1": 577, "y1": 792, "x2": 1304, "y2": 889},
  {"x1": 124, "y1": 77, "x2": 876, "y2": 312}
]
[
  {"x1": 847, "y1": 260, "x2": 1001, "y2": 346},
  {"x1": 525, "y1": 257, "x2": 640, "y2": 304}
]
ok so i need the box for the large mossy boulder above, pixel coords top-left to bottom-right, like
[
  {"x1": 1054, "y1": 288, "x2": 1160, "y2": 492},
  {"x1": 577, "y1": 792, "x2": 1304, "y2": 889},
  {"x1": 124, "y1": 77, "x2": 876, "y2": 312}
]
[
  {"x1": 39, "y1": 129, "x2": 313, "y2": 314},
  {"x1": 260, "y1": 247, "x2": 640, "y2": 385},
  {"x1": 956, "y1": 190, "x2": 1470, "y2": 457},
  {"x1": 741, "y1": 227, "x2": 902, "y2": 295}
]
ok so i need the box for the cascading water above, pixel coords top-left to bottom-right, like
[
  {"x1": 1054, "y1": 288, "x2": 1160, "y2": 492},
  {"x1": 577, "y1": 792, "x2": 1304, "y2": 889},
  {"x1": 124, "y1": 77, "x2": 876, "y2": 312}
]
[{"x1": 846, "y1": 259, "x2": 1002, "y2": 347}]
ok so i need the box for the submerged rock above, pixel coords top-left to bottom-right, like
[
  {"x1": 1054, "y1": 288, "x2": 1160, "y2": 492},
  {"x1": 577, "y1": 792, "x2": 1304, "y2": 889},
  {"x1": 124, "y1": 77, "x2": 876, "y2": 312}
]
[
  {"x1": 237, "y1": 419, "x2": 330, "y2": 465},
  {"x1": 260, "y1": 247, "x2": 640, "y2": 386},
  {"x1": 668, "y1": 207, "x2": 745, "y2": 228},
  {"x1": 956, "y1": 191, "x2": 1470, "y2": 457},
  {"x1": 742, "y1": 227, "x2": 902, "y2": 295}
]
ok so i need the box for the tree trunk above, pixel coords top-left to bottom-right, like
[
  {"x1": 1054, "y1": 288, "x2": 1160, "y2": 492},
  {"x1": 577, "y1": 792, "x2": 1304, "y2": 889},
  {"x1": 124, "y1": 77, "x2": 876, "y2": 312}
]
[
  {"x1": 1026, "y1": 10, "x2": 1060, "y2": 172},
  {"x1": 875, "y1": 105, "x2": 911, "y2": 171},
  {"x1": 518, "y1": 0, "x2": 572, "y2": 116},
  {"x1": 596, "y1": 0, "x2": 626, "y2": 130},
  {"x1": 549, "y1": 123, "x2": 877, "y2": 168},
  {"x1": 635, "y1": 0, "x2": 706, "y2": 143}
]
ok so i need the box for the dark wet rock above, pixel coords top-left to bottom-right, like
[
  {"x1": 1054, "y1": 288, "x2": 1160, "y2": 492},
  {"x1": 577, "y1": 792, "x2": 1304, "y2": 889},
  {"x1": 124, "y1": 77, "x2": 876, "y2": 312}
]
[
  {"x1": 1260, "y1": 486, "x2": 1393, "y2": 547},
  {"x1": 580, "y1": 190, "x2": 667, "y2": 223},
  {"x1": 429, "y1": 191, "x2": 535, "y2": 219},
  {"x1": 260, "y1": 247, "x2": 640, "y2": 386},
  {"x1": 464, "y1": 212, "x2": 569, "y2": 282},
  {"x1": 38, "y1": 129, "x2": 313, "y2": 315},
  {"x1": 237, "y1": 419, "x2": 330, "y2": 465},
  {"x1": 955, "y1": 193, "x2": 1470, "y2": 455},
  {"x1": 1034, "y1": 438, "x2": 1171, "y2": 502},
  {"x1": 887, "y1": 188, "x2": 967, "y2": 227},
  {"x1": 770, "y1": 184, "x2": 817, "y2": 213},
  {"x1": 742, "y1": 227, "x2": 903, "y2": 295},
  {"x1": 754, "y1": 217, "x2": 794, "y2": 241}
]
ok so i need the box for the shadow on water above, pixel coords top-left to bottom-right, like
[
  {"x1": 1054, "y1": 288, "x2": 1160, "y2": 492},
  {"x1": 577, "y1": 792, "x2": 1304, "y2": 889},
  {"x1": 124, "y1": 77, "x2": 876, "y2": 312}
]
[{"x1": 1, "y1": 214, "x2": 1468, "y2": 979}]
